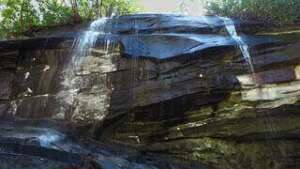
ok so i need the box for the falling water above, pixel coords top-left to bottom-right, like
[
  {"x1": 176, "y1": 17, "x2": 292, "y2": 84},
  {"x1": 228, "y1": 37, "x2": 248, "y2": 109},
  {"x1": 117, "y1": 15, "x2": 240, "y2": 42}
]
[
  {"x1": 58, "y1": 17, "x2": 115, "y2": 121},
  {"x1": 220, "y1": 17, "x2": 255, "y2": 74},
  {"x1": 221, "y1": 17, "x2": 280, "y2": 158},
  {"x1": 61, "y1": 17, "x2": 109, "y2": 94},
  {"x1": 38, "y1": 130, "x2": 64, "y2": 147},
  {"x1": 73, "y1": 18, "x2": 108, "y2": 69}
]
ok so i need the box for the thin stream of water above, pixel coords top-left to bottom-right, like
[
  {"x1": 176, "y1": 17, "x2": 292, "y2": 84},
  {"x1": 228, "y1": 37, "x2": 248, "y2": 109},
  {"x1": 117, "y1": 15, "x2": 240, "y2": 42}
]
[
  {"x1": 59, "y1": 17, "x2": 113, "y2": 121},
  {"x1": 220, "y1": 17, "x2": 280, "y2": 159},
  {"x1": 73, "y1": 18, "x2": 108, "y2": 69},
  {"x1": 220, "y1": 17, "x2": 255, "y2": 74}
]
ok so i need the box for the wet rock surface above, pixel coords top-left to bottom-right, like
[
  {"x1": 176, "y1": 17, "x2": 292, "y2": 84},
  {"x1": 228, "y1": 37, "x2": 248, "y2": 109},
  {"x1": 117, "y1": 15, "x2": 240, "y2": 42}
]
[
  {"x1": 101, "y1": 15, "x2": 300, "y2": 169},
  {"x1": 0, "y1": 120, "x2": 203, "y2": 169},
  {"x1": 0, "y1": 14, "x2": 300, "y2": 169}
]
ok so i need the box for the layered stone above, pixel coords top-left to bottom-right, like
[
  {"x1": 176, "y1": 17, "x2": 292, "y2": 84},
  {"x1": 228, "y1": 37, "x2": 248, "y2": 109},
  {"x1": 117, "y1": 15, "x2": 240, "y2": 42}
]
[{"x1": 0, "y1": 14, "x2": 300, "y2": 169}]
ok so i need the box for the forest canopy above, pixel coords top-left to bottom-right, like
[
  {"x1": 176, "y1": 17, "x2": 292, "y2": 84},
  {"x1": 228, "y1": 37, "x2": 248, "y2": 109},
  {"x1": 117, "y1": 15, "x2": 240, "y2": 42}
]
[
  {"x1": 0, "y1": 0, "x2": 300, "y2": 39},
  {"x1": 206, "y1": 0, "x2": 300, "y2": 25},
  {"x1": 0, "y1": 0, "x2": 139, "y2": 38}
]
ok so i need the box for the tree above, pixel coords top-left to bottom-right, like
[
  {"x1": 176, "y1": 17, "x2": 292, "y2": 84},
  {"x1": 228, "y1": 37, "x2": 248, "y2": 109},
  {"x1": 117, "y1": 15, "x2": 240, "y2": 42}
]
[
  {"x1": 100, "y1": 0, "x2": 139, "y2": 17},
  {"x1": 71, "y1": 0, "x2": 81, "y2": 23},
  {"x1": 93, "y1": 0, "x2": 100, "y2": 17},
  {"x1": 0, "y1": 0, "x2": 139, "y2": 39},
  {"x1": 206, "y1": 0, "x2": 300, "y2": 25},
  {"x1": 0, "y1": 0, "x2": 39, "y2": 37}
]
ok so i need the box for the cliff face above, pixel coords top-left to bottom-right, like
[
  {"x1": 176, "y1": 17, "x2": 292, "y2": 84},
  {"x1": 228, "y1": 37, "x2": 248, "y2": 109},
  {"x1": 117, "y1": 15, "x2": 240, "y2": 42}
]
[
  {"x1": 103, "y1": 40, "x2": 300, "y2": 169},
  {"x1": 0, "y1": 39, "x2": 117, "y2": 126},
  {"x1": 102, "y1": 15, "x2": 300, "y2": 169},
  {"x1": 1, "y1": 14, "x2": 300, "y2": 169}
]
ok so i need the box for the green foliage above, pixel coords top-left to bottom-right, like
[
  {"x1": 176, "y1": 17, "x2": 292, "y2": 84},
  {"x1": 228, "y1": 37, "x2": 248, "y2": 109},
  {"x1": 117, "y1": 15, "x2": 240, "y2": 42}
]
[
  {"x1": 38, "y1": 0, "x2": 73, "y2": 26},
  {"x1": 206, "y1": 0, "x2": 300, "y2": 25},
  {"x1": 0, "y1": 0, "x2": 139, "y2": 39},
  {"x1": 100, "y1": 0, "x2": 139, "y2": 17},
  {"x1": 0, "y1": 0, "x2": 39, "y2": 37}
]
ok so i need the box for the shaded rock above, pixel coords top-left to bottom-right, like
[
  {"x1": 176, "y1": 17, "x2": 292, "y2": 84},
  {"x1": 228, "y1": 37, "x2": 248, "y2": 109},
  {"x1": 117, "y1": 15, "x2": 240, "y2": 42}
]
[
  {"x1": 0, "y1": 154, "x2": 69, "y2": 169},
  {"x1": 12, "y1": 49, "x2": 72, "y2": 97},
  {"x1": 106, "y1": 14, "x2": 225, "y2": 34},
  {"x1": 119, "y1": 34, "x2": 278, "y2": 59},
  {"x1": 0, "y1": 50, "x2": 18, "y2": 70},
  {"x1": 0, "y1": 37, "x2": 74, "y2": 51},
  {"x1": 104, "y1": 14, "x2": 265, "y2": 35},
  {"x1": 0, "y1": 102, "x2": 9, "y2": 117},
  {"x1": 14, "y1": 95, "x2": 65, "y2": 119},
  {"x1": 0, "y1": 120, "x2": 205, "y2": 169},
  {"x1": 0, "y1": 71, "x2": 14, "y2": 100},
  {"x1": 96, "y1": 15, "x2": 300, "y2": 169}
]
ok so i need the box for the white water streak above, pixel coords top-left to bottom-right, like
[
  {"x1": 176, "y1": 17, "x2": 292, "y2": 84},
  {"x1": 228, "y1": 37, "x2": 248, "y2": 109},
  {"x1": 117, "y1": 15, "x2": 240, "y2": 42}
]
[
  {"x1": 73, "y1": 18, "x2": 108, "y2": 68},
  {"x1": 58, "y1": 17, "x2": 112, "y2": 121},
  {"x1": 221, "y1": 17, "x2": 255, "y2": 73}
]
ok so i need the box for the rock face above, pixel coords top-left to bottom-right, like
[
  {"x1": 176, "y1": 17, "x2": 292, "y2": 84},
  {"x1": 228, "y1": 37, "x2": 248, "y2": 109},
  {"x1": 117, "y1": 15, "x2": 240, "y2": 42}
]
[
  {"x1": 1, "y1": 14, "x2": 300, "y2": 169},
  {"x1": 0, "y1": 120, "x2": 200, "y2": 169},
  {"x1": 0, "y1": 37, "x2": 117, "y2": 124},
  {"x1": 101, "y1": 15, "x2": 300, "y2": 169}
]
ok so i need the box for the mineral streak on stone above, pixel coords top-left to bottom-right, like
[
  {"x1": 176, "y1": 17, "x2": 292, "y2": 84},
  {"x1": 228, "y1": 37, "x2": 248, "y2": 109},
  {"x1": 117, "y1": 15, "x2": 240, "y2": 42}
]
[{"x1": 0, "y1": 14, "x2": 300, "y2": 169}]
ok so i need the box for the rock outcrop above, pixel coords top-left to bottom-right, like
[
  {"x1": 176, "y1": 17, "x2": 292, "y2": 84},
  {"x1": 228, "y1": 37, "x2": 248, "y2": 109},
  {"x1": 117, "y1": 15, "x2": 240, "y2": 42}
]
[
  {"x1": 101, "y1": 15, "x2": 300, "y2": 169},
  {"x1": 0, "y1": 120, "x2": 201, "y2": 169},
  {"x1": 0, "y1": 14, "x2": 300, "y2": 169}
]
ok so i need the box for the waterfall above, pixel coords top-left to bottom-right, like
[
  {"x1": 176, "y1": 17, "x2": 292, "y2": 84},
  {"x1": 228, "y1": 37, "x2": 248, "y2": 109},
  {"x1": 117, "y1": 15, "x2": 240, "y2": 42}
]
[
  {"x1": 58, "y1": 17, "x2": 114, "y2": 122},
  {"x1": 73, "y1": 18, "x2": 108, "y2": 70},
  {"x1": 61, "y1": 17, "x2": 109, "y2": 91},
  {"x1": 220, "y1": 17, "x2": 255, "y2": 74},
  {"x1": 220, "y1": 18, "x2": 280, "y2": 152}
]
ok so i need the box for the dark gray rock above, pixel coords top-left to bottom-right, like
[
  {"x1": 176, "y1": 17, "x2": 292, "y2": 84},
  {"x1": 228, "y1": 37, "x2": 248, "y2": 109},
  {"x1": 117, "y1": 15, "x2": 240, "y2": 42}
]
[
  {"x1": 106, "y1": 14, "x2": 225, "y2": 34},
  {"x1": 0, "y1": 50, "x2": 18, "y2": 70},
  {"x1": 14, "y1": 95, "x2": 66, "y2": 119},
  {"x1": 0, "y1": 102, "x2": 9, "y2": 117},
  {"x1": 0, "y1": 72, "x2": 14, "y2": 100},
  {"x1": 0, "y1": 120, "x2": 205, "y2": 169},
  {"x1": 12, "y1": 49, "x2": 71, "y2": 98},
  {"x1": 97, "y1": 15, "x2": 300, "y2": 169},
  {"x1": 118, "y1": 34, "x2": 278, "y2": 59},
  {"x1": 104, "y1": 14, "x2": 264, "y2": 34}
]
